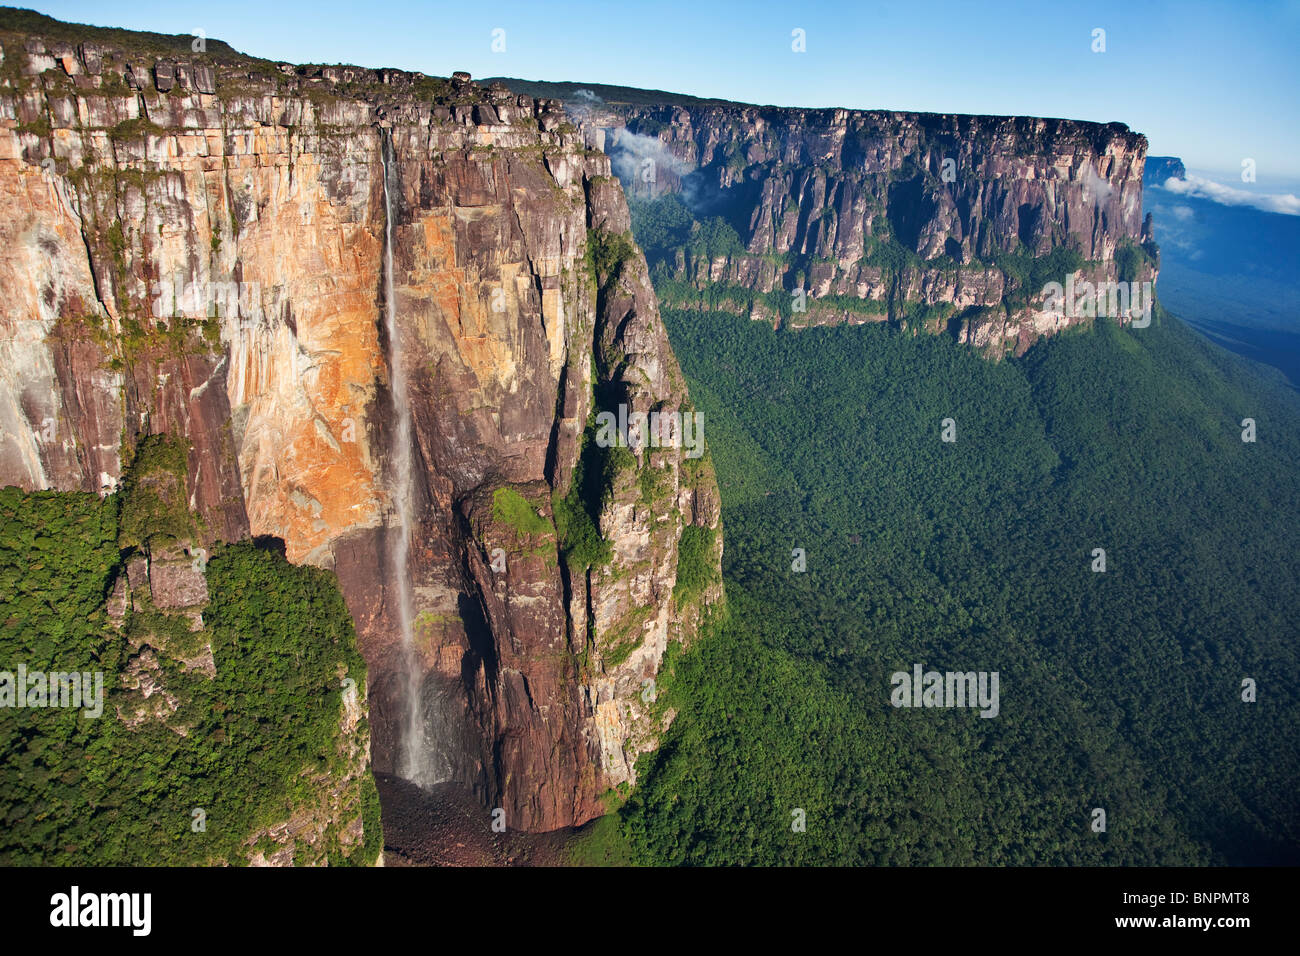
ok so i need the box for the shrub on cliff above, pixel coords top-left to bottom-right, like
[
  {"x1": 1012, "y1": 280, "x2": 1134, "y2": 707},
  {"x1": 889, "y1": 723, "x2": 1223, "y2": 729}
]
[
  {"x1": 491, "y1": 487, "x2": 552, "y2": 538},
  {"x1": 995, "y1": 243, "x2": 1085, "y2": 309},
  {"x1": 554, "y1": 423, "x2": 617, "y2": 572},
  {"x1": 116, "y1": 433, "x2": 198, "y2": 552},
  {"x1": 1116, "y1": 239, "x2": 1158, "y2": 284},
  {"x1": 584, "y1": 228, "x2": 638, "y2": 291},
  {"x1": 672, "y1": 524, "x2": 717, "y2": 608}
]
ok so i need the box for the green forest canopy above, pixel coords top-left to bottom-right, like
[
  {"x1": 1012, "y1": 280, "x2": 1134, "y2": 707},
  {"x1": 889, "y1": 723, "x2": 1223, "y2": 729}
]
[
  {"x1": 0, "y1": 484, "x2": 380, "y2": 865},
  {"x1": 578, "y1": 300, "x2": 1300, "y2": 865}
]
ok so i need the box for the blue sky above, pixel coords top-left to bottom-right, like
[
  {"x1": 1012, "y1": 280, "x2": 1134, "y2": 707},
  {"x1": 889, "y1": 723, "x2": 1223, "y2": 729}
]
[{"x1": 24, "y1": 0, "x2": 1300, "y2": 181}]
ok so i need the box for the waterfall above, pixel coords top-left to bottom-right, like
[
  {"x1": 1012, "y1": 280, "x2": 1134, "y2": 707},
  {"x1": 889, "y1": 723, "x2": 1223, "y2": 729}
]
[{"x1": 380, "y1": 130, "x2": 437, "y2": 788}]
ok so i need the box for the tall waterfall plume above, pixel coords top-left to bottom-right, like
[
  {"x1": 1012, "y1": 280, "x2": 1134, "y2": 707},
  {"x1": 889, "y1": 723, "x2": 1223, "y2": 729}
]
[{"x1": 380, "y1": 129, "x2": 438, "y2": 788}]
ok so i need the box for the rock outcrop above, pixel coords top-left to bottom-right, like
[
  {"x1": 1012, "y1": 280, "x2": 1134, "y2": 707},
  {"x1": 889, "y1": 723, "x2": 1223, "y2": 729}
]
[
  {"x1": 0, "y1": 11, "x2": 723, "y2": 833},
  {"x1": 1144, "y1": 155, "x2": 1186, "y2": 187},
  {"x1": 517, "y1": 84, "x2": 1158, "y2": 352}
]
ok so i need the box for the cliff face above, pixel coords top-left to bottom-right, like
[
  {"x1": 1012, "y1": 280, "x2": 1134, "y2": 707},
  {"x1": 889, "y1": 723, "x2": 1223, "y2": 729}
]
[
  {"x1": 0, "y1": 15, "x2": 722, "y2": 833},
  {"x1": 1144, "y1": 155, "x2": 1186, "y2": 187},
  {"x1": 571, "y1": 96, "x2": 1155, "y2": 352}
]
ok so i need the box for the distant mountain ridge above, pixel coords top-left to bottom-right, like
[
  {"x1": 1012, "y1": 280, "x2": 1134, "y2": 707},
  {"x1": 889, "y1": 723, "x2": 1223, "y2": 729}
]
[
  {"x1": 1144, "y1": 155, "x2": 1187, "y2": 186},
  {"x1": 490, "y1": 76, "x2": 1157, "y2": 355},
  {"x1": 1142, "y1": 153, "x2": 1300, "y2": 384}
]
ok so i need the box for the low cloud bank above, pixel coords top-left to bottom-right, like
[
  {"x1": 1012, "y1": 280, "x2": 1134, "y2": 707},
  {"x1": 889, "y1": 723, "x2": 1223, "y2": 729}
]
[
  {"x1": 1159, "y1": 174, "x2": 1300, "y2": 216},
  {"x1": 608, "y1": 130, "x2": 694, "y2": 187}
]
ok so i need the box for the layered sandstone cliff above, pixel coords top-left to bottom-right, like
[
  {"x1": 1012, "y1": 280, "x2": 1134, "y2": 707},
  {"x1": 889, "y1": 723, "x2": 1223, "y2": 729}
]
[
  {"x1": 493, "y1": 81, "x2": 1158, "y2": 353},
  {"x1": 0, "y1": 13, "x2": 722, "y2": 833}
]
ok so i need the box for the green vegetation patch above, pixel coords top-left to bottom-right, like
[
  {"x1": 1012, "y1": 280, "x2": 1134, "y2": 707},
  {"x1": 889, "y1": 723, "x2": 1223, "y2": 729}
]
[
  {"x1": 554, "y1": 418, "x2": 626, "y2": 572},
  {"x1": 107, "y1": 117, "x2": 169, "y2": 144},
  {"x1": 672, "y1": 524, "x2": 717, "y2": 608},
  {"x1": 588, "y1": 303, "x2": 1300, "y2": 866},
  {"x1": 491, "y1": 487, "x2": 552, "y2": 538},
  {"x1": 0, "y1": 483, "x2": 374, "y2": 865},
  {"x1": 993, "y1": 243, "x2": 1085, "y2": 309},
  {"x1": 1115, "y1": 238, "x2": 1159, "y2": 283},
  {"x1": 584, "y1": 228, "x2": 638, "y2": 292},
  {"x1": 116, "y1": 433, "x2": 197, "y2": 551}
]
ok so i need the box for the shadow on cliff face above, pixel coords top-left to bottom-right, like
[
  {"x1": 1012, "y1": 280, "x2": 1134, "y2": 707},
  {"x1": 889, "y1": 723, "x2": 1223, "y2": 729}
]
[
  {"x1": 375, "y1": 774, "x2": 579, "y2": 866},
  {"x1": 368, "y1": 658, "x2": 478, "y2": 788},
  {"x1": 684, "y1": 170, "x2": 761, "y2": 240},
  {"x1": 250, "y1": 534, "x2": 288, "y2": 556},
  {"x1": 886, "y1": 175, "x2": 928, "y2": 252}
]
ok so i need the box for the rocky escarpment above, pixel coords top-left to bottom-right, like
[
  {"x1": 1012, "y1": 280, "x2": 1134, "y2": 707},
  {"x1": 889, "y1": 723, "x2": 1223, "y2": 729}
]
[
  {"x1": 0, "y1": 11, "x2": 722, "y2": 834},
  {"x1": 496, "y1": 81, "x2": 1158, "y2": 353},
  {"x1": 1144, "y1": 155, "x2": 1186, "y2": 187}
]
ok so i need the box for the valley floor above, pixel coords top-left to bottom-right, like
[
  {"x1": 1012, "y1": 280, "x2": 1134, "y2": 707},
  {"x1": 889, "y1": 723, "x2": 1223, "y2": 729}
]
[{"x1": 375, "y1": 775, "x2": 579, "y2": 866}]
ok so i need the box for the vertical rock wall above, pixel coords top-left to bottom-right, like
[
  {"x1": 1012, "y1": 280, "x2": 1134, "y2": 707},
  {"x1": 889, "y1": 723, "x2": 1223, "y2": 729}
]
[{"x1": 0, "y1": 20, "x2": 722, "y2": 832}]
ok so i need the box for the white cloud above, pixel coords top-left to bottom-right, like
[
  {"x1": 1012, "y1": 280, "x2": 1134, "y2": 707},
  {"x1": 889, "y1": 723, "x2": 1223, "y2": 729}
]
[
  {"x1": 608, "y1": 130, "x2": 694, "y2": 185},
  {"x1": 1082, "y1": 163, "x2": 1113, "y2": 207},
  {"x1": 1159, "y1": 174, "x2": 1300, "y2": 216}
]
